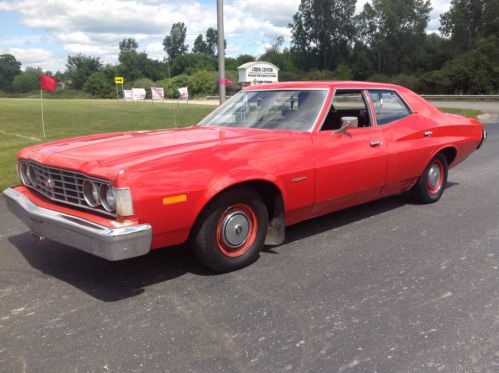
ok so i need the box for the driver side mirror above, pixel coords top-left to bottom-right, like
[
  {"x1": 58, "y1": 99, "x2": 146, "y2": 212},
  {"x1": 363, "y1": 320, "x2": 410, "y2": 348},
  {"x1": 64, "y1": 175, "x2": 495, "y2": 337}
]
[{"x1": 334, "y1": 116, "x2": 359, "y2": 134}]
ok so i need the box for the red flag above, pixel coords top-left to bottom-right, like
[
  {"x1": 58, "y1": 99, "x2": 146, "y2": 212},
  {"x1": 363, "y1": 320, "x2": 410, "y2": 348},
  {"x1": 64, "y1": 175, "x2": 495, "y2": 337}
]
[
  {"x1": 218, "y1": 78, "x2": 233, "y2": 85},
  {"x1": 40, "y1": 75, "x2": 57, "y2": 92}
]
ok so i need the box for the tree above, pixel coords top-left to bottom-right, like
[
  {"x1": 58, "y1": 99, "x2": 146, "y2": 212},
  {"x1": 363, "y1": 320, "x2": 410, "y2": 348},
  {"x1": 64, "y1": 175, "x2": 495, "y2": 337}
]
[
  {"x1": 118, "y1": 38, "x2": 148, "y2": 82},
  {"x1": 163, "y1": 22, "x2": 188, "y2": 61},
  {"x1": 260, "y1": 37, "x2": 297, "y2": 72},
  {"x1": 13, "y1": 67, "x2": 41, "y2": 93},
  {"x1": 290, "y1": 0, "x2": 357, "y2": 70},
  {"x1": 170, "y1": 54, "x2": 217, "y2": 76},
  {"x1": 205, "y1": 27, "x2": 226, "y2": 56},
  {"x1": 357, "y1": 0, "x2": 432, "y2": 75},
  {"x1": 440, "y1": 0, "x2": 499, "y2": 51},
  {"x1": 0, "y1": 54, "x2": 21, "y2": 92},
  {"x1": 66, "y1": 54, "x2": 102, "y2": 90},
  {"x1": 192, "y1": 34, "x2": 209, "y2": 54},
  {"x1": 119, "y1": 38, "x2": 139, "y2": 53}
]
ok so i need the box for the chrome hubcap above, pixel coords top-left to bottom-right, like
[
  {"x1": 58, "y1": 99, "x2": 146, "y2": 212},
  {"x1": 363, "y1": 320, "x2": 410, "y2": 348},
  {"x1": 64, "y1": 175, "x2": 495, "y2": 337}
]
[
  {"x1": 221, "y1": 211, "x2": 251, "y2": 248},
  {"x1": 428, "y1": 165, "x2": 441, "y2": 188}
]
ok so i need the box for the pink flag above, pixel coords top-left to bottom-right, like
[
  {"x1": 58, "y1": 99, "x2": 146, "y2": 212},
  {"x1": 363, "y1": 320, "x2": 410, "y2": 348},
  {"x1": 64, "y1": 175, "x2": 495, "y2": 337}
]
[{"x1": 218, "y1": 78, "x2": 233, "y2": 85}]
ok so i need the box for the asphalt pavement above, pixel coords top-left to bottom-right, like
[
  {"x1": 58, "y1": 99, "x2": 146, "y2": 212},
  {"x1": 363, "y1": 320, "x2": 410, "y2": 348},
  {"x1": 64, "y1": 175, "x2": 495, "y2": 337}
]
[{"x1": 0, "y1": 123, "x2": 497, "y2": 372}]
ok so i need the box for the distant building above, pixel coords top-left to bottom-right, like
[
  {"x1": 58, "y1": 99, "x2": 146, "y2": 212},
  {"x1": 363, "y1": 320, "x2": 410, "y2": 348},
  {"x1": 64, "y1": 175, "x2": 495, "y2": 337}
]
[{"x1": 238, "y1": 61, "x2": 279, "y2": 86}]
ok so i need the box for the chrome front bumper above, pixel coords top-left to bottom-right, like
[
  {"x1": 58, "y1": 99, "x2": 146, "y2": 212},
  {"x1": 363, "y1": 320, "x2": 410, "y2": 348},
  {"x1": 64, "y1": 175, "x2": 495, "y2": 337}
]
[
  {"x1": 477, "y1": 129, "x2": 487, "y2": 149},
  {"x1": 3, "y1": 187, "x2": 152, "y2": 261}
]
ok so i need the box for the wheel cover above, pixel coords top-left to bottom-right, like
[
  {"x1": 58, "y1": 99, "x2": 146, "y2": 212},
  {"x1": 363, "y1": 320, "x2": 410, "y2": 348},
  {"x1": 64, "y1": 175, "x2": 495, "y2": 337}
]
[
  {"x1": 427, "y1": 159, "x2": 444, "y2": 194},
  {"x1": 216, "y1": 203, "x2": 258, "y2": 258}
]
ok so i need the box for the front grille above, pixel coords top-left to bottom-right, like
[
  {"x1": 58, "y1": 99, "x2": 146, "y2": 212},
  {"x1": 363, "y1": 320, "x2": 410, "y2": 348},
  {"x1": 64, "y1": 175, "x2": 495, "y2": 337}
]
[{"x1": 21, "y1": 160, "x2": 115, "y2": 217}]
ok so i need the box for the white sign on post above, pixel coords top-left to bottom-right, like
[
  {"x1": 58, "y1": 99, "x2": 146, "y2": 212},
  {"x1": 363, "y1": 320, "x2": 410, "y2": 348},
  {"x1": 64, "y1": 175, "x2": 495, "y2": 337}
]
[
  {"x1": 238, "y1": 61, "x2": 279, "y2": 86},
  {"x1": 124, "y1": 89, "x2": 133, "y2": 101},
  {"x1": 132, "y1": 88, "x2": 146, "y2": 101},
  {"x1": 151, "y1": 87, "x2": 164, "y2": 101},
  {"x1": 178, "y1": 87, "x2": 189, "y2": 100}
]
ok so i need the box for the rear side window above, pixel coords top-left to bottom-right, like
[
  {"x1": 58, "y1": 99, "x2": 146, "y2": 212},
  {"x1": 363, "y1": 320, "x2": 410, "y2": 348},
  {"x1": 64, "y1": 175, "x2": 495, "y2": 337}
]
[{"x1": 368, "y1": 90, "x2": 411, "y2": 125}]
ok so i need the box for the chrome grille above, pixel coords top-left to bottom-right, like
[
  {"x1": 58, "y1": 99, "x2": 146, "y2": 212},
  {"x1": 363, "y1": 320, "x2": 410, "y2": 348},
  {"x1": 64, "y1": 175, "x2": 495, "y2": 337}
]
[{"x1": 20, "y1": 160, "x2": 115, "y2": 217}]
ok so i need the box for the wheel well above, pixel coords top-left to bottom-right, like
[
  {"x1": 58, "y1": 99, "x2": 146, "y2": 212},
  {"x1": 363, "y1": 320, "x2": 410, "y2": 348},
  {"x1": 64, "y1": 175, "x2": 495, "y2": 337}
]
[
  {"x1": 200, "y1": 180, "x2": 286, "y2": 246},
  {"x1": 439, "y1": 147, "x2": 457, "y2": 166}
]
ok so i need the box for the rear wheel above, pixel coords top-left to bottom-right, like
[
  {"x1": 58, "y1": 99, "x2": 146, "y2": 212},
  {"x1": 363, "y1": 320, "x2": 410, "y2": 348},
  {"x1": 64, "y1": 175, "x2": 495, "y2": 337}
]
[
  {"x1": 411, "y1": 153, "x2": 448, "y2": 204},
  {"x1": 191, "y1": 188, "x2": 268, "y2": 272}
]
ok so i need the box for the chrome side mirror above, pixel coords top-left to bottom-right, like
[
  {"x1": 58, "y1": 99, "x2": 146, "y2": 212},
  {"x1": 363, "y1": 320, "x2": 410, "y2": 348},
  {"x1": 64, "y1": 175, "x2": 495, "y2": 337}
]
[{"x1": 334, "y1": 116, "x2": 359, "y2": 134}]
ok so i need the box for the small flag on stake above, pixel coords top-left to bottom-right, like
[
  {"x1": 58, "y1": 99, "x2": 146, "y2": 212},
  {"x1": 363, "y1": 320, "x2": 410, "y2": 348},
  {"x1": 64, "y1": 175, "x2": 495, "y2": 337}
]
[
  {"x1": 40, "y1": 75, "x2": 57, "y2": 92},
  {"x1": 39, "y1": 75, "x2": 57, "y2": 139}
]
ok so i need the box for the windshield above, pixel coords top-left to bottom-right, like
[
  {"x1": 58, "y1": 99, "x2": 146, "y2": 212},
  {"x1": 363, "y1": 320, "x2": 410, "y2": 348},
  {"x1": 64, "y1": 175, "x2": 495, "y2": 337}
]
[{"x1": 200, "y1": 89, "x2": 328, "y2": 131}]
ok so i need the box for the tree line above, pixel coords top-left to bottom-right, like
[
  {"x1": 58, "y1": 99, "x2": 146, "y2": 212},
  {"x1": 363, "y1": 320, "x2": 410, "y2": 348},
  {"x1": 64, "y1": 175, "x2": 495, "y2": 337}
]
[{"x1": 0, "y1": 0, "x2": 497, "y2": 98}]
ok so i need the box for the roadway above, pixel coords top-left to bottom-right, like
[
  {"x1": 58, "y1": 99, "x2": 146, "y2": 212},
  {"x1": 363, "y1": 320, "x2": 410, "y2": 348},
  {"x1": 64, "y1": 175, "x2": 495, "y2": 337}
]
[{"x1": 0, "y1": 122, "x2": 497, "y2": 372}]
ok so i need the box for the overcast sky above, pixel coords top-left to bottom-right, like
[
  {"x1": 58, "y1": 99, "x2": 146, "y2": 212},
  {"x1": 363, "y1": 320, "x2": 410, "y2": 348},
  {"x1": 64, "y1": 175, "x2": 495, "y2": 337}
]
[{"x1": 0, "y1": 0, "x2": 452, "y2": 72}]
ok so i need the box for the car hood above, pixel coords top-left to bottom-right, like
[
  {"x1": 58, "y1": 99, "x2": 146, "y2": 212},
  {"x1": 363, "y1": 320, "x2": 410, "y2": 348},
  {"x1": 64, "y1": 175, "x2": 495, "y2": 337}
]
[{"x1": 20, "y1": 126, "x2": 296, "y2": 176}]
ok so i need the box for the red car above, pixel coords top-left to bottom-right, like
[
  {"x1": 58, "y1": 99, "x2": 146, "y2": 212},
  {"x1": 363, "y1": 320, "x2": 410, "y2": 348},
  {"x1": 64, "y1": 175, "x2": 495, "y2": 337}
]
[{"x1": 4, "y1": 82, "x2": 486, "y2": 271}]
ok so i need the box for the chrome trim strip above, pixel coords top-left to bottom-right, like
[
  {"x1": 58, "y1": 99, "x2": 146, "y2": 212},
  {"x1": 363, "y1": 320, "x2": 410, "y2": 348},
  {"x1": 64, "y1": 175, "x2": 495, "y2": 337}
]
[{"x1": 3, "y1": 187, "x2": 151, "y2": 261}]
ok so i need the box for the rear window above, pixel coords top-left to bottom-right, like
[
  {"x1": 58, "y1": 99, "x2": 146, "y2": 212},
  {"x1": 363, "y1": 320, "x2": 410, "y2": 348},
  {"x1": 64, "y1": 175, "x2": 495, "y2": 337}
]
[{"x1": 368, "y1": 90, "x2": 411, "y2": 125}]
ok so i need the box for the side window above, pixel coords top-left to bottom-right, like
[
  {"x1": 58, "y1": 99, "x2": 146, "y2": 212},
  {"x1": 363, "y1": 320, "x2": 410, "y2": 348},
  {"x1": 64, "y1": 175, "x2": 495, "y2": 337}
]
[
  {"x1": 321, "y1": 90, "x2": 371, "y2": 131},
  {"x1": 368, "y1": 90, "x2": 411, "y2": 125}
]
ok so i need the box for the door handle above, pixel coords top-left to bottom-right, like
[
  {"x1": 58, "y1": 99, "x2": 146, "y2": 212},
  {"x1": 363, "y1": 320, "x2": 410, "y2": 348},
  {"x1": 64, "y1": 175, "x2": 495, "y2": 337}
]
[
  {"x1": 424, "y1": 131, "x2": 433, "y2": 137},
  {"x1": 370, "y1": 140, "x2": 382, "y2": 147}
]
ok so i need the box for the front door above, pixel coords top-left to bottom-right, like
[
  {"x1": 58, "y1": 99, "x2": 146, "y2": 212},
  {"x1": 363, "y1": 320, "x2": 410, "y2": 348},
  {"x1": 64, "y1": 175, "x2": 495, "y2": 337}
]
[{"x1": 312, "y1": 90, "x2": 388, "y2": 217}]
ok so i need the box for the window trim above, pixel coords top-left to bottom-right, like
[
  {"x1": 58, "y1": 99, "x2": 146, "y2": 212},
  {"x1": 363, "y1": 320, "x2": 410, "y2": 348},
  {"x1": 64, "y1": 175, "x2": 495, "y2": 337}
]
[
  {"x1": 367, "y1": 89, "x2": 414, "y2": 126},
  {"x1": 317, "y1": 88, "x2": 374, "y2": 132}
]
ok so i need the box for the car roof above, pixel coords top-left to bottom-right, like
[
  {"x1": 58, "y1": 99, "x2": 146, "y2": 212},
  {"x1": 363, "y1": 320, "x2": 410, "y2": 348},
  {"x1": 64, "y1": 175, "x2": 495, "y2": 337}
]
[{"x1": 244, "y1": 81, "x2": 404, "y2": 91}]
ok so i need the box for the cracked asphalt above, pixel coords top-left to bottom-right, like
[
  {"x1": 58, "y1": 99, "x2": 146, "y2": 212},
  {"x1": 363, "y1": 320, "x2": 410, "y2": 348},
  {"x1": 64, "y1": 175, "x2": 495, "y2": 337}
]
[{"x1": 0, "y1": 122, "x2": 498, "y2": 372}]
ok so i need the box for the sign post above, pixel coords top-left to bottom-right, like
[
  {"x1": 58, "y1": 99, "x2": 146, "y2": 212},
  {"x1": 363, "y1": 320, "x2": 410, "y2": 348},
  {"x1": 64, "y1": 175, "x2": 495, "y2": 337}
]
[{"x1": 114, "y1": 76, "x2": 124, "y2": 100}]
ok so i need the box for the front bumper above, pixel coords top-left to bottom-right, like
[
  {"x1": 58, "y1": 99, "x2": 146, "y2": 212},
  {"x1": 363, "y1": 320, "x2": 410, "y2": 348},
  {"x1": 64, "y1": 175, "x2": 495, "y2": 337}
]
[
  {"x1": 3, "y1": 187, "x2": 152, "y2": 261},
  {"x1": 477, "y1": 129, "x2": 487, "y2": 149}
]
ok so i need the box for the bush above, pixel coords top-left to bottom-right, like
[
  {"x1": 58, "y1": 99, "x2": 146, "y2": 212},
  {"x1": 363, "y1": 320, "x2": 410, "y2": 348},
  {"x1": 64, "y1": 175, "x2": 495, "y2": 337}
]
[
  {"x1": 158, "y1": 74, "x2": 189, "y2": 99},
  {"x1": 187, "y1": 70, "x2": 217, "y2": 97},
  {"x1": 13, "y1": 68, "x2": 40, "y2": 93},
  {"x1": 83, "y1": 71, "x2": 114, "y2": 98}
]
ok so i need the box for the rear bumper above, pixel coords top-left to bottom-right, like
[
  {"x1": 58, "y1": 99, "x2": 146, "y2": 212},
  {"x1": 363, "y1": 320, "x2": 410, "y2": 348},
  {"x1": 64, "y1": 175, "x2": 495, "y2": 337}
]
[{"x1": 3, "y1": 187, "x2": 152, "y2": 261}]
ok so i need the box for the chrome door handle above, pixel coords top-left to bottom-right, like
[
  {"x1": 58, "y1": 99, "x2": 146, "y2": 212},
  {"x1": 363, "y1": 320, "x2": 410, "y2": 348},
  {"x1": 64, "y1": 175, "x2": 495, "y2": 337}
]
[
  {"x1": 424, "y1": 131, "x2": 433, "y2": 137},
  {"x1": 370, "y1": 140, "x2": 382, "y2": 147}
]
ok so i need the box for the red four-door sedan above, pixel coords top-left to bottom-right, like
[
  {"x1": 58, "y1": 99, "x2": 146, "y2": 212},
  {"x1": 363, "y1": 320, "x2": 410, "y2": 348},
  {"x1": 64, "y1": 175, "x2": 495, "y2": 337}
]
[{"x1": 4, "y1": 81, "x2": 487, "y2": 271}]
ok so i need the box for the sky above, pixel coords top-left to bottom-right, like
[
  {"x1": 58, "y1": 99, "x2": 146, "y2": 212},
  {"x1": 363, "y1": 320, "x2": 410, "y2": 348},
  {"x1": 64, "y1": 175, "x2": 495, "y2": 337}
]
[{"x1": 0, "y1": 0, "x2": 452, "y2": 73}]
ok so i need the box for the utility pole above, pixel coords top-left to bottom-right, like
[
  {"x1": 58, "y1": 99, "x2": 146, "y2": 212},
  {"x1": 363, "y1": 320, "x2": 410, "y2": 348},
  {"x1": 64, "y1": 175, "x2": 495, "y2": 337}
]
[{"x1": 217, "y1": 0, "x2": 226, "y2": 104}]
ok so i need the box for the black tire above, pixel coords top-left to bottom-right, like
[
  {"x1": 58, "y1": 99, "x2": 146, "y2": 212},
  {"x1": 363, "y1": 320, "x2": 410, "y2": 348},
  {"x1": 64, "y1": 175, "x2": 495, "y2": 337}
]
[
  {"x1": 191, "y1": 187, "x2": 268, "y2": 272},
  {"x1": 411, "y1": 153, "x2": 448, "y2": 204}
]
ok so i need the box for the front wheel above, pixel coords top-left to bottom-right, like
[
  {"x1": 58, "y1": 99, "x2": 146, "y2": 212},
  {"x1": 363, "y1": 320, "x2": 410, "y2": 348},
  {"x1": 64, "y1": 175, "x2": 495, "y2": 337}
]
[
  {"x1": 411, "y1": 153, "x2": 448, "y2": 204},
  {"x1": 191, "y1": 188, "x2": 268, "y2": 272}
]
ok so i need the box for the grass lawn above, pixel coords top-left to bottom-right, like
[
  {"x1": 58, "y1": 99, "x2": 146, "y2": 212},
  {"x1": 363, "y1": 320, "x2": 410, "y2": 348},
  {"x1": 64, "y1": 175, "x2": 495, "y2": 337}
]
[
  {"x1": 439, "y1": 107, "x2": 483, "y2": 118},
  {"x1": 0, "y1": 99, "x2": 214, "y2": 190},
  {"x1": 0, "y1": 99, "x2": 483, "y2": 191}
]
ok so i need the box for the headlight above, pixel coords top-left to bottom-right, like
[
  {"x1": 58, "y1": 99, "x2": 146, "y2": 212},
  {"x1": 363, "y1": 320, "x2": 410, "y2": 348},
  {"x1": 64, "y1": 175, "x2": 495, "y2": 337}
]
[
  {"x1": 100, "y1": 184, "x2": 116, "y2": 212},
  {"x1": 82, "y1": 180, "x2": 100, "y2": 207},
  {"x1": 19, "y1": 162, "x2": 35, "y2": 186}
]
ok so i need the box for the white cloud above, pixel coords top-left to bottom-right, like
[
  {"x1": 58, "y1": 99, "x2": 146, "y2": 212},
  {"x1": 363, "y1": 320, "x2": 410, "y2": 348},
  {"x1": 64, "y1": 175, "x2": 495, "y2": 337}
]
[
  {"x1": 0, "y1": 0, "x2": 454, "y2": 71},
  {"x1": 0, "y1": 47, "x2": 64, "y2": 72}
]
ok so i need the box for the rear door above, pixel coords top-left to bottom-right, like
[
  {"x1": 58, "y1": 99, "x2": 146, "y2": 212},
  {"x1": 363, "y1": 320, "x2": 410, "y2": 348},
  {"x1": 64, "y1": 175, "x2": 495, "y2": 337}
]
[
  {"x1": 367, "y1": 90, "x2": 434, "y2": 195},
  {"x1": 312, "y1": 90, "x2": 388, "y2": 216}
]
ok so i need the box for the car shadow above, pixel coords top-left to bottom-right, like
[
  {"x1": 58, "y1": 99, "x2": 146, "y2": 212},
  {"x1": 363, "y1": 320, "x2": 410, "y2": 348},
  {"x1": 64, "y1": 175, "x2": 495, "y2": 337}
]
[{"x1": 8, "y1": 182, "x2": 459, "y2": 302}]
